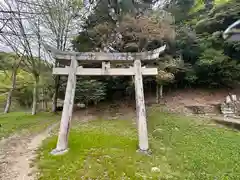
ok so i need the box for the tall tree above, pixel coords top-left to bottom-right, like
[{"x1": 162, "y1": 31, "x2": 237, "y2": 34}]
[
  {"x1": 0, "y1": 52, "x2": 23, "y2": 113},
  {"x1": 73, "y1": 0, "x2": 160, "y2": 52},
  {"x1": 74, "y1": 10, "x2": 174, "y2": 52},
  {"x1": 25, "y1": 0, "x2": 84, "y2": 112},
  {"x1": 0, "y1": 0, "x2": 47, "y2": 114},
  {"x1": 163, "y1": 0, "x2": 195, "y2": 23},
  {"x1": 156, "y1": 55, "x2": 187, "y2": 102},
  {"x1": 3, "y1": 55, "x2": 23, "y2": 113}
]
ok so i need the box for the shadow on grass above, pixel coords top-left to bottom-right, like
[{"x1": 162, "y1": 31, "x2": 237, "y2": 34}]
[{"x1": 213, "y1": 120, "x2": 240, "y2": 131}]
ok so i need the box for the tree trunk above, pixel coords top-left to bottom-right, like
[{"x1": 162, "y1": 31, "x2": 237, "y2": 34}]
[
  {"x1": 43, "y1": 88, "x2": 48, "y2": 111},
  {"x1": 45, "y1": 99, "x2": 48, "y2": 111},
  {"x1": 160, "y1": 85, "x2": 163, "y2": 98},
  {"x1": 149, "y1": 81, "x2": 151, "y2": 94},
  {"x1": 41, "y1": 88, "x2": 45, "y2": 111},
  {"x1": 156, "y1": 84, "x2": 159, "y2": 104},
  {"x1": 4, "y1": 69, "x2": 17, "y2": 113},
  {"x1": 52, "y1": 76, "x2": 60, "y2": 113},
  {"x1": 32, "y1": 75, "x2": 39, "y2": 115}
]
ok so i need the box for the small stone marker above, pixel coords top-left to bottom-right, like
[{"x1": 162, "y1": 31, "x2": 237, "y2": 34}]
[
  {"x1": 221, "y1": 94, "x2": 240, "y2": 117},
  {"x1": 226, "y1": 95, "x2": 231, "y2": 103},
  {"x1": 77, "y1": 103, "x2": 86, "y2": 108},
  {"x1": 151, "y1": 167, "x2": 160, "y2": 173},
  {"x1": 232, "y1": 94, "x2": 237, "y2": 101}
]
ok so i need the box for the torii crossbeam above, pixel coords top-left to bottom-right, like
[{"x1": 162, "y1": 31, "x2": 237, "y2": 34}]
[{"x1": 46, "y1": 45, "x2": 166, "y2": 155}]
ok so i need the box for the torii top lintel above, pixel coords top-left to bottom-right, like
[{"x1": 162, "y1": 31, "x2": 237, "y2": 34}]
[{"x1": 45, "y1": 44, "x2": 166, "y2": 62}]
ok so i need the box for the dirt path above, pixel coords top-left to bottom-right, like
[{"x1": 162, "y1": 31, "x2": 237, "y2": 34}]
[
  {"x1": 0, "y1": 109, "x2": 133, "y2": 180},
  {"x1": 0, "y1": 123, "x2": 59, "y2": 180}
]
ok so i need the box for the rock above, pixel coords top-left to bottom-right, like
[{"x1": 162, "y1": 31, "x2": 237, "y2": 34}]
[
  {"x1": 221, "y1": 94, "x2": 240, "y2": 116},
  {"x1": 185, "y1": 105, "x2": 205, "y2": 114},
  {"x1": 77, "y1": 103, "x2": 86, "y2": 108},
  {"x1": 232, "y1": 95, "x2": 237, "y2": 101},
  {"x1": 226, "y1": 95, "x2": 231, "y2": 103},
  {"x1": 57, "y1": 99, "x2": 64, "y2": 106},
  {"x1": 221, "y1": 103, "x2": 234, "y2": 115},
  {"x1": 185, "y1": 104, "x2": 220, "y2": 115},
  {"x1": 151, "y1": 167, "x2": 160, "y2": 173}
]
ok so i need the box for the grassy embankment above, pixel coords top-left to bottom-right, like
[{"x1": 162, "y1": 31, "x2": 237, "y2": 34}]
[{"x1": 0, "y1": 112, "x2": 59, "y2": 139}]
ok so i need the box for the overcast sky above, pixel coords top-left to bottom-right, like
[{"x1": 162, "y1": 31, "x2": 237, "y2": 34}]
[{"x1": 0, "y1": 0, "x2": 88, "y2": 63}]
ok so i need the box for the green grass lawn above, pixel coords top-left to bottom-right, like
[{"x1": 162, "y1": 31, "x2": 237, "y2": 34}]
[
  {"x1": 0, "y1": 112, "x2": 60, "y2": 139},
  {"x1": 36, "y1": 109, "x2": 240, "y2": 180}
]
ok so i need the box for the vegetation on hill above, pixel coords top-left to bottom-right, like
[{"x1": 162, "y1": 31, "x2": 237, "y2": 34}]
[
  {"x1": 0, "y1": 52, "x2": 53, "y2": 112},
  {"x1": 71, "y1": 0, "x2": 240, "y2": 103},
  {"x1": 175, "y1": 0, "x2": 240, "y2": 87},
  {"x1": 191, "y1": 0, "x2": 230, "y2": 13},
  {"x1": 0, "y1": 0, "x2": 239, "y2": 111}
]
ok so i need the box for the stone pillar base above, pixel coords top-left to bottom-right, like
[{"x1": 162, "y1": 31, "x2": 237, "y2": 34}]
[
  {"x1": 50, "y1": 148, "x2": 69, "y2": 156},
  {"x1": 136, "y1": 148, "x2": 151, "y2": 155}
]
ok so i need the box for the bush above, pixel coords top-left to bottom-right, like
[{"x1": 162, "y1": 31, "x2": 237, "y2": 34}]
[
  {"x1": 75, "y1": 79, "x2": 106, "y2": 105},
  {"x1": 59, "y1": 77, "x2": 106, "y2": 106},
  {"x1": 196, "y1": 48, "x2": 240, "y2": 87}
]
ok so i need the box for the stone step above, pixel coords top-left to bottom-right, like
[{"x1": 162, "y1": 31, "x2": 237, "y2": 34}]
[{"x1": 185, "y1": 104, "x2": 220, "y2": 114}]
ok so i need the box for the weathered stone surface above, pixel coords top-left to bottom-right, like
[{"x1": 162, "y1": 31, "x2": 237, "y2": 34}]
[
  {"x1": 221, "y1": 94, "x2": 240, "y2": 116},
  {"x1": 45, "y1": 44, "x2": 166, "y2": 62},
  {"x1": 226, "y1": 95, "x2": 232, "y2": 103},
  {"x1": 232, "y1": 95, "x2": 237, "y2": 101}
]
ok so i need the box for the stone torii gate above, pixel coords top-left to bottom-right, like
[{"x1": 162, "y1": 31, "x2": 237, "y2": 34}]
[{"x1": 46, "y1": 45, "x2": 166, "y2": 155}]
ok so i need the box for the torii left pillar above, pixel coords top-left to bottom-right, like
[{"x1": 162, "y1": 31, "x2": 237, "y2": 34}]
[{"x1": 51, "y1": 56, "x2": 78, "y2": 155}]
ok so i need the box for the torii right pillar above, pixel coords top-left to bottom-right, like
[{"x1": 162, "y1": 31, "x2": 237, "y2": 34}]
[{"x1": 134, "y1": 59, "x2": 149, "y2": 152}]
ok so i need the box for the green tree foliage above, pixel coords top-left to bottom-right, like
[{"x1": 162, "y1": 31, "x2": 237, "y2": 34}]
[
  {"x1": 72, "y1": 8, "x2": 175, "y2": 102},
  {"x1": 164, "y1": 0, "x2": 195, "y2": 23},
  {"x1": 75, "y1": 79, "x2": 106, "y2": 105},
  {"x1": 58, "y1": 77, "x2": 106, "y2": 106},
  {"x1": 195, "y1": 0, "x2": 240, "y2": 34},
  {"x1": 84, "y1": 0, "x2": 156, "y2": 25},
  {"x1": 0, "y1": 52, "x2": 53, "y2": 110},
  {"x1": 117, "y1": 13, "x2": 174, "y2": 52},
  {"x1": 74, "y1": 11, "x2": 174, "y2": 52},
  {"x1": 197, "y1": 48, "x2": 240, "y2": 86},
  {"x1": 155, "y1": 55, "x2": 188, "y2": 98},
  {"x1": 172, "y1": 0, "x2": 240, "y2": 88},
  {"x1": 72, "y1": 0, "x2": 160, "y2": 52},
  {"x1": 0, "y1": 0, "x2": 238, "y2": 110}
]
